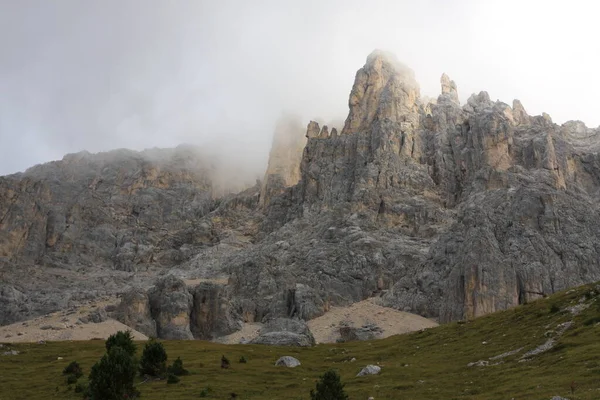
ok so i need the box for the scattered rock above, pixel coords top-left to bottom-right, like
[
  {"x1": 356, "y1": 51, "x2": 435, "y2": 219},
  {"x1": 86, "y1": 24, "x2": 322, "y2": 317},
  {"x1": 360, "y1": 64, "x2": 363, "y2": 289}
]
[
  {"x1": 567, "y1": 303, "x2": 589, "y2": 316},
  {"x1": 251, "y1": 318, "x2": 315, "y2": 347},
  {"x1": 3, "y1": 350, "x2": 19, "y2": 356},
  {"x1": 274, "y1": 356, "x2": 301, "y2": 368},
  {"x1": 339, "y1": 323, "x2": 383, "y2": 342},
  {"x1": 489, "y1": 347, "x2": 523, "y2": 360},
  {"x1": 87, "y1": 307, "x2": 107, "y2": 323},
  {"x1": 520, "y1": 322, "x2": 573, "y2": 361},
  {"x1": 104, "y1": 304, "x2": 117, "y2": 313},
  {"x1": 467, "y1": 360, "x2": 489, "y2": 367},
  {"x1": 40, "y1": 325, "x2": 63, "y2": 331},
  {"x1": 356, "y1": 365, "x2": 381, "y2": 376}
]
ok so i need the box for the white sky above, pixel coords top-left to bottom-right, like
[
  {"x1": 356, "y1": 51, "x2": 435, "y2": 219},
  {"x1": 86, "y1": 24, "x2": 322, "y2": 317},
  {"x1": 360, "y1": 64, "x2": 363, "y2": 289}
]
[{"x1": 1, "y1": 0, "x2": 598, "y2": 176}]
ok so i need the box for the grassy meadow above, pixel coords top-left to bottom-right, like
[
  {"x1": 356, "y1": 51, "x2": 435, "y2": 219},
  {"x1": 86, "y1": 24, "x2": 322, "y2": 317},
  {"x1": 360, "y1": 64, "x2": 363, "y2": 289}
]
[{"x1": 2, "y1": 283, "x2": 600, "y2": 400}]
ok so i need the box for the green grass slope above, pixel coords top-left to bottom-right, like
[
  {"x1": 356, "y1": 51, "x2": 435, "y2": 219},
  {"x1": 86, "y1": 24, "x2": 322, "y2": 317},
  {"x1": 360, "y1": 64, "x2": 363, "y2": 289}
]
[{"x1": 2, "y1": 283, "x2": 600, "y2": 400}]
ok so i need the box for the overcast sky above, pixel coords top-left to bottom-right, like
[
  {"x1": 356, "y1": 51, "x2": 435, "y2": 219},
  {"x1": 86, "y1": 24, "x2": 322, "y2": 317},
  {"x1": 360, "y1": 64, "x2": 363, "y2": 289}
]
[{"x1": 1, "y1": 0, "x2": 598, "y2": 176}]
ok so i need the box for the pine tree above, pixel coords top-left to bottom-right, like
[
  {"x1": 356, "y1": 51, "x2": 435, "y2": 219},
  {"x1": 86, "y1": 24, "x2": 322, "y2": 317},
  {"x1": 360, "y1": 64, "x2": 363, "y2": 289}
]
[
  {"x1": 105, "y1": 330, "x2": 136, "y2": 357},
  {"x1": 88, "y1": 346, "x2": 139, "y2": 400},
  {"x1": 167, "y1": 357, "x2": 189, "y2": 376},
  {"x1": 310, "y1": 370, "x2": 349, "y2": 400},
  {"x1": 139, "y1": 339, "x2": 168, "y2": 377}
]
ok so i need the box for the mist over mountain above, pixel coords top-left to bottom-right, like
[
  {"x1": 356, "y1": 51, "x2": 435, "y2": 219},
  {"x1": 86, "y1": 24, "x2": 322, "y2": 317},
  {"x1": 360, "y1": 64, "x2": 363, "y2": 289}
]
[
  {"x1": 1, "y1": 1, "x2": 599, "y2": 176},
  {"x1": 2, "y1": 47, "x2": 600, "y2": 343}
]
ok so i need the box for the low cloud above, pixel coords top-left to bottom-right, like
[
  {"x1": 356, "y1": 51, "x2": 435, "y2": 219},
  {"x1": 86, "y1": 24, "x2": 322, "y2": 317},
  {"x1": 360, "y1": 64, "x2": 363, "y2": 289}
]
[{"x1": 1, "y1": 0, "x2": 598, "y2": 176}]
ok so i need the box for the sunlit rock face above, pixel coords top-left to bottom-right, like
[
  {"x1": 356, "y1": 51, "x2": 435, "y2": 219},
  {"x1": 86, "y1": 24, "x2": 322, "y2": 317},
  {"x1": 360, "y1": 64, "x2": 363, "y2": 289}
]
[
  {"x1": 3, "y1": 50, "x2": 600, "y2": 332},
  {"x1": 259, "y1": 114, "x2": 306, "y2": 208}
]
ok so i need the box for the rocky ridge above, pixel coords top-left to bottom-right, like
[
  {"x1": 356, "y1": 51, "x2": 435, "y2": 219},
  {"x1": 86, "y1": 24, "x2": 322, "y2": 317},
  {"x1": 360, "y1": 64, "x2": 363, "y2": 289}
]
[
  {"x1": 223, "y1": 50, "x2": 600, "y2": 325},
  {"x1": 3, "y1": 50, "x2": 600, "y2": 339},
  {"x1": 0, "y1": 145, "x2": 258, "y2": 324}
]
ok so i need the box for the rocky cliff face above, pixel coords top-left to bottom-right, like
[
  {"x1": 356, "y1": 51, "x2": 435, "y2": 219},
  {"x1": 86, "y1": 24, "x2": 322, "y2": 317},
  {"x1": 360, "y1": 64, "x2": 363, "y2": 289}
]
[
  {"x1": 114, "y1": 276, "x2": 240, "y2": 340},
  {"x1": 0, "y1": 145, "x2": 257, "y2": 324},
  {"x1": 3, "y1": 50, "x2": 600, "y2": 334},
  {"x1": 0, "y1": 145, "x2": 247, "y2": 272},
  {"x1": 259, "y1": 114, "x2": 306, "y2": 207},
  {"x1": 223, "y1": 50, "x2": 600, "y2": 324}
]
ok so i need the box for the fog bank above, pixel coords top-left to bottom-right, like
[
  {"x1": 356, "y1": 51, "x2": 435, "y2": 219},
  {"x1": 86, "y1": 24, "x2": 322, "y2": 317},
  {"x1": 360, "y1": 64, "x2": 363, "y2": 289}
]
[{"x1": 1, "y1": 0, "x2": 598, "y2": 176}]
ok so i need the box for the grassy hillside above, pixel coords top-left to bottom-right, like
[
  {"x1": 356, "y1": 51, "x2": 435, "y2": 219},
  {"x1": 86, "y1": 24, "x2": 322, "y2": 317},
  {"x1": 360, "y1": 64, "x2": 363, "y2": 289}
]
[{"x1": 2, "y1": 283, "x2": 600, "y2": 400}]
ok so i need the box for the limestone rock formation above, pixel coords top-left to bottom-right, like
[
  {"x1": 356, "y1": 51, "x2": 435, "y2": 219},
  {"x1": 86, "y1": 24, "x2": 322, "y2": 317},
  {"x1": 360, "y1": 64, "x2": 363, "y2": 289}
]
[
  {"x1": 114, "y1": 289, "x2": 157, "y2": 338},
  {"x1": 440, "y1": 73, "x2": 459, "y2": 104},
  {"x1": 259, "y1": 114, "x2": 306, "y2": 207},
  {"x1": 0, "y1": 285, "x2": 27, "y2": 326},
  {"x1": 87, "y1": 308, "x2": 108, "y2": 323},
  {"x1": 223, "y1": 49, "x2": 600, "y2": 324},
  {"x1": 115, "y1": 276, "x2": 242, "y2": 340},
  {"x1": 190, "y1": 282, "x2": 240, "y2": 339},
  {"x1": 148, "y1": 275, "x2": 194, "y2": 339},
  {"x1": 0, "y1": 145, "x2": 257, "y2": 325},
  {"x1": 4, "y1": 49, "x2": 600, "y2": 333}
]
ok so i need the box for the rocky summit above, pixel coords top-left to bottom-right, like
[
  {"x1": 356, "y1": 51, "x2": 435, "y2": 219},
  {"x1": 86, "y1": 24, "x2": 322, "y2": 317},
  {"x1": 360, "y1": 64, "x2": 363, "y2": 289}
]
[{"x1": 2, "y1": 50, "x2": 600, "y2": 338}]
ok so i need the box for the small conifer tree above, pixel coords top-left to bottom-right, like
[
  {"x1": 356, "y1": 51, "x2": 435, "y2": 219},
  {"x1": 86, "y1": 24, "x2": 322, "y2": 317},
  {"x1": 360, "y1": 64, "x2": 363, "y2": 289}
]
[
  {"x1": 221, "y1": 355, "x2": 230, "y2": 369},
  {"x1": 139, "y1": 339, "x2": 168, "y2": 377},
  {"x1": 62, "y1": 361, "x2": 83, "y2": 379},
  {"x1": 167, "y1": 356, "x2": 189, "y2": 376},
  {"x1": 105, "y1": 330, "x2": 136, "y2": 357},
  {"x1": 310, "y1": 370, "x2": 349, "y2": 400},
  {"x1": 88, "y1": 346, "x2": 139, "y2": 400}
]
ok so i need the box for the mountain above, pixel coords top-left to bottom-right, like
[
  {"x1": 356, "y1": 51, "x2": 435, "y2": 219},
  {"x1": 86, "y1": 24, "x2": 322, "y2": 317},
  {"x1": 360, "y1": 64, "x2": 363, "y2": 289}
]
[
  {"x1": 222, "y1": 50, "x2": 600, "y2": 326},
  {"x1": 2, "y1": 50, "x2": 600, "y2": 336},
  {"x1": 0, "y1": 145, "x2": 258, "y2": 324}
]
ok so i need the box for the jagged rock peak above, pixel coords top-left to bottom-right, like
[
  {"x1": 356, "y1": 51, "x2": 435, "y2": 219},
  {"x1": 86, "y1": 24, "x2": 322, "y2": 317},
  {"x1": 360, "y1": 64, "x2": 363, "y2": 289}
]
[
  {"x1": 341, "y1": 50, "x2": 420, "y2": 135},
  {"x1": 319, "y1": 125, "x2": 329, "y2": 138},
  {"x1": 512, "y1": 99, "x2": 530, "y2": 125},
  {"x1": 562, "y1": 120, "x2": 589, "y2": 133},
  {"x1": 306, "y1": 120, "x2": 320, "y2": 138},
  {"x1": 463, "y1": 91, "x2": 493, "y2": 113},
  {"x1": 364, "y1": 50, "x2": 417, "y2": 83},
  {"x1": 440, "y1": 73, "x2": 459, "y2": 104},
  {"x1": 259, "y1": 114, "x2": 306, "y2": 206}
]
